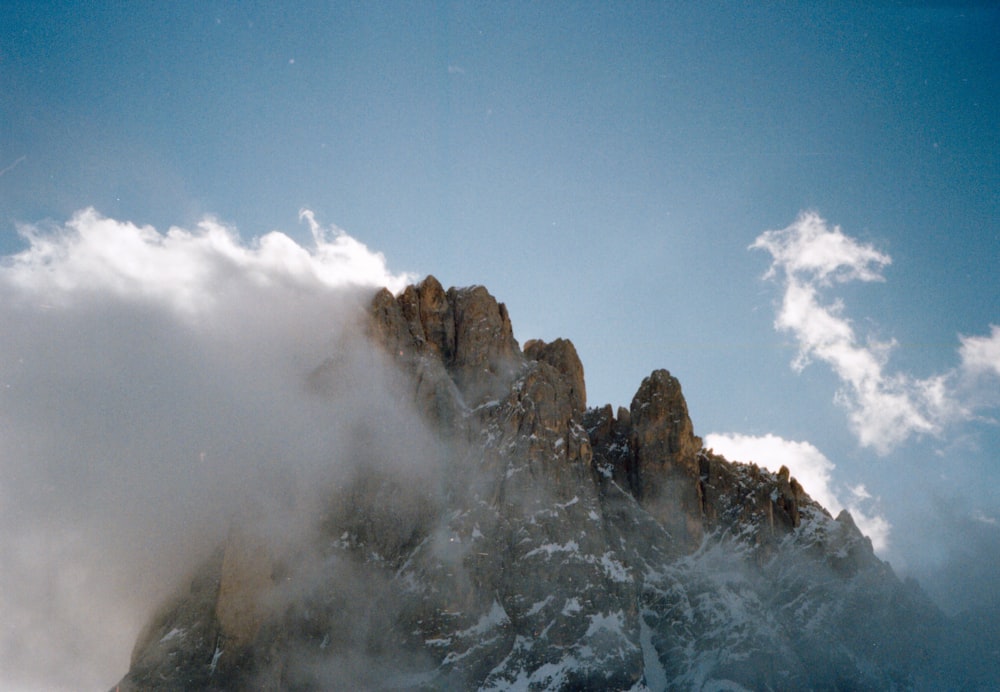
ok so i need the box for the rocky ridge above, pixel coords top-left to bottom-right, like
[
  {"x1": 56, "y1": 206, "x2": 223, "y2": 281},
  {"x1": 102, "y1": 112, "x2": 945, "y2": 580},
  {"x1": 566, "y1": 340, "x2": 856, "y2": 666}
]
[{"x1": 115, "y1": 277, "x2": 952, "y2": 690}]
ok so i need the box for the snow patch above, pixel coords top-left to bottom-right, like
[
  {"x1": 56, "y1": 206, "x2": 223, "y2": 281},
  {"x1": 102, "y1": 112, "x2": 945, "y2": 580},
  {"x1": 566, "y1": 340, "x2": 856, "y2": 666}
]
[
  {"x1": 598, "y1": 552, "x2": 630, "y2": 582},
  {"x1": 482, "y1": 645, "x2": 579, "y2": 691},
  {"x1": 585, "y1": 610, "x2": 626, "y2": 638},
  {"x1": 527, "y1": 595, "x2": 554, "y2": 617},
  {"x1": 209, "y1": 642, "x2": 224, "y2": 675},
  {"x1": 639, "y1": 611, "x2": 667, "y2": 691},
  {"x1": 456, "y1": 599, "x2": 510, "y2": 638},
  {"x1": 158, "y1": 627, "x2": 185, "y2": 644},
  {"x1": 556, "y1": 495, "x2": 579, "y2": 509},
  {"x1": 525, "y1": 540, "x2": 580, "y2": 559},
  {"x1": 562, "y1": 597, "x2": 582, "y2": 615}
]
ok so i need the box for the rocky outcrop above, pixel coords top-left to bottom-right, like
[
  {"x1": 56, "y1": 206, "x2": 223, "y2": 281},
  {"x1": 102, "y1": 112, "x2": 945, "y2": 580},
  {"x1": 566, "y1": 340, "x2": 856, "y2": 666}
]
[
  {"x1": 114, "y1": 279, "x2": 950, "y2": 691},
  {"x1": 523, "y1": 338, "x2": 586, "y2": 418},
  {"x1": 627, "y1": 370, "x2": 704, "y2": 548},
  {"x1": 369, "y1": 276, "x2": 520, "y2": 408},
  {"x1": 629, "y1": 370, "x2": 701, "y2": 473}
]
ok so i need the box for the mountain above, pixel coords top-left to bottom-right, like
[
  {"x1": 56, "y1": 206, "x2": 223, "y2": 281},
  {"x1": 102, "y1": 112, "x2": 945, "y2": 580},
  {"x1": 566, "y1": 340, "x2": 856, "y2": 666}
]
[{"x1": 112, "y1": 277, "x2": 984, "y2": 690}]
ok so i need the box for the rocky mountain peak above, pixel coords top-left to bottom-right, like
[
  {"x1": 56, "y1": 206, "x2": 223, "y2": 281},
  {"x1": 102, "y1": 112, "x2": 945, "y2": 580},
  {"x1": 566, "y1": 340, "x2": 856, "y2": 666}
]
[
  {"x1": 113, "y1": 279, "x2": 963, "y2": 691},
  {"x1": 629, "y1": 369, "x2": 701, "y2": 471},
  {"x1": 370, "y1": 275, "x2": 520, "y2": 407},
  {"x1": 523, "y1": 338, "x2": 587, "y2": 418}
]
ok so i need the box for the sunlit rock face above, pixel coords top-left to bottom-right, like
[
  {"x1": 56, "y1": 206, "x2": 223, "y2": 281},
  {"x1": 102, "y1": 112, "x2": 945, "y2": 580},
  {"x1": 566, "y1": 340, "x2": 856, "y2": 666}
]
[{"x1": 115, "y1": 279, "x2": 948, "y2": 691}]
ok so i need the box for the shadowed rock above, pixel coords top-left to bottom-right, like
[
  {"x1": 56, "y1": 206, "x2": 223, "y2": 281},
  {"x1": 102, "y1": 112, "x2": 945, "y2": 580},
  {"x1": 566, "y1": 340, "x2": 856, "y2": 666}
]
[{"x1": 114, "y1": 279, "x2": 954, "y2": 691}]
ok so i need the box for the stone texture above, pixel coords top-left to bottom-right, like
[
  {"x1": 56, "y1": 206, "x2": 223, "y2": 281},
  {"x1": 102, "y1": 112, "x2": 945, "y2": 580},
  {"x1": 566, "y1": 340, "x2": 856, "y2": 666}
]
[
  {"x1": 523, "y1": 338, "x2": 586, "y2": 418},
  {"x1": 114, "y1": 279, "x2": 957, "y2": 692},
  {"x1": 415, "y1": 275, "x2": 455, "y2": 360},
  {"x1": 215, "y1": 527, "x2": 273, "y2": 649},
  {"x1": 446, "y1": 284, "x2": 520, "y2": 404},
  {"x1": 367, "y1": 276, "x2": 521, "y2": 408},
  {"x1": 628, "y1": 369, "x2": 701, "y2": 476}
]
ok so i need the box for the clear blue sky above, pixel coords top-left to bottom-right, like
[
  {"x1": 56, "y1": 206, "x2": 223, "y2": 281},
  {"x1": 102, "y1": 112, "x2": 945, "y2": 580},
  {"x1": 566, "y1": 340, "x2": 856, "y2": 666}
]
[{"x1": 2, "y1": 0, "x2": 998, "y2": 616}]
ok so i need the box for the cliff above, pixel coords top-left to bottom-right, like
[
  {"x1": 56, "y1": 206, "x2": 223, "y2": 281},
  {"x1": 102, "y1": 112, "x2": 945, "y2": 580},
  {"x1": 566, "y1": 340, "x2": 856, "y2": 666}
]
[{"x1": 114, "y1": 277, "x2": 948, "y2": 690}]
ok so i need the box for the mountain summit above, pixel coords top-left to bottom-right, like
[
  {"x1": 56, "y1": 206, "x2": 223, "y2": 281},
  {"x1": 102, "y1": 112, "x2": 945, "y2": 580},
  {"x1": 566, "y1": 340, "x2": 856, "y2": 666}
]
[{"x1": 113, "y1": 278, "x2": 972, "y2": 690}]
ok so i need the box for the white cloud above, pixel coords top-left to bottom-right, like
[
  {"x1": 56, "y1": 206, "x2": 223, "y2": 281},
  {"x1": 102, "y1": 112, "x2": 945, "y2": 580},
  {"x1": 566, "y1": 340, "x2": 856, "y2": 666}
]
[
  {"x1": 849, "y1": 484, "x2": 871, "y2": 501},
  {"x1": 6, "y1": 207, "x2": 413, "y2": 315},
  {"x1": 704, "y1": 432, "x2": 891, "y2": 553},
  {"x1": 753, "y1": 212, "x2": 972, "y2": 454},
  {"x1": 704, "y1": 432, "x2": 837, "y2": 510},
  {"x1": 0, "y1": 210, "x2": 422, "y2": 690},
  {"x1": 298, "y1": 208, "x2": 414, "y2": 292},
  {"x1": 959, "y1": 324, "x2": 1000, "y2": 378},
  {"x1": 751, "y1": 210, "x2": 890, "y2": 285}
]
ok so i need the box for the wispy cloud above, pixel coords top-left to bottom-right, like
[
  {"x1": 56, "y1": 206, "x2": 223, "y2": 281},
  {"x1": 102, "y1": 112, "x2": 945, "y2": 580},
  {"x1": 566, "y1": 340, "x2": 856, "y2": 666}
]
[
  {"x1": 755, "y1": 211, "x2": 891, "y2": 285},
  {"x1": 751, "y1": 211, "x2": 996, "y2": 454},
  {"x1": 959, "y1": 324, "x2": 1000, "y2": 378},
  {"x1": 0, "y1": 155, "x2": 26, "y2": 178},
  {"x1": 973, "y1": 510, "x2": 998, "y2": 527},
  {"x1": 704, "y1": 432, "x2": 891, "y2": 552}
]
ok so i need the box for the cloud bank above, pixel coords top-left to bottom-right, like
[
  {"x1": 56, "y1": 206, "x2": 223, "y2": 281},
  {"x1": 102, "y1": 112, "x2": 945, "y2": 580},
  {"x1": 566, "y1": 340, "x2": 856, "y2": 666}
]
[
  {"x1": 752, "y1": 211, "x2": 999, "y2": 454},
  {"x1": 0, "y1": 210, "x2": 416, "y2": 690},
  {"x1": 704, "y1": 432, "x2": 890, "y2": 553},
  {"x1": 5, "y1": 207, "x2": 412, "y2": 313}
]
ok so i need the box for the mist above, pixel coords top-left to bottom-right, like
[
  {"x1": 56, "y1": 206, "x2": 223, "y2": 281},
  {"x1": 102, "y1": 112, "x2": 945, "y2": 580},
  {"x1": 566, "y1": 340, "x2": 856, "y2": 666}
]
[
  {"x1": 0, "y1": 209, "x2": 424, "y2": 690},
  {"x1": 2, "y1": 209, "x2": 997, "y2": 690}
]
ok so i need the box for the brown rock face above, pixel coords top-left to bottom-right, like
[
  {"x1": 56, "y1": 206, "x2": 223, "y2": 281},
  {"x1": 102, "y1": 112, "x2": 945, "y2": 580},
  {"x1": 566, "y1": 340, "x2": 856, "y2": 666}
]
[
  {"x1": 368, "y1": 276, "x2": 520, "y2": 406},
  {"x1": 372, "y1": 284, "x2": 816, "y2": 556},
  {"x1": 116, "y1": 278, "x2": 929, "y2": 692},
  {"x1": 447, "y1": 284, "x2": 519, "y2": 402},
  {"x1": 582, "y1": 368, "x2": 819, "y2": 554},
  {"x1": 368, "y1": 277, "x2": 593, "y2": 477},
  {"x1": 629, "y1": 369, "x2": 701, "y2": 475},
  {"x1": 523, "y1": 338, "x2": 586, "y2": 418},
  {"x1": 626, "y1": 369, "x2": 704, "y2": 547},
  {"x1": 368, "y1": 286, "x2": 411, "y2": 356},
  {"x1": 414, "y1": 276, "x2": 455, "y2": 359},
  {"x1": 391, "y1": 275, "x2": 456, "y2": 360}
]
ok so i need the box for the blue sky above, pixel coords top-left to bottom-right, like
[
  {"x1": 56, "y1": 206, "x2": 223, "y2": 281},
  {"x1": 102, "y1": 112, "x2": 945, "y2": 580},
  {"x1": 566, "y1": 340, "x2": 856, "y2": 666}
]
[{"x1": 2, "y1": 0, "x2": 999, "y2": 668}]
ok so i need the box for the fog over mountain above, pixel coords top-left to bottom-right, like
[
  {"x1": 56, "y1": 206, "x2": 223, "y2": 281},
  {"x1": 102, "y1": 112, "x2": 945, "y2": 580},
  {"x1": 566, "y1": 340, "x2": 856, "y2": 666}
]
[
  {"x1": 1, "y1": 212, "x2": 996, "y2": 690},
  {"x1": 0, "y1": 210, "x2": 414, "y2": 689}
]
